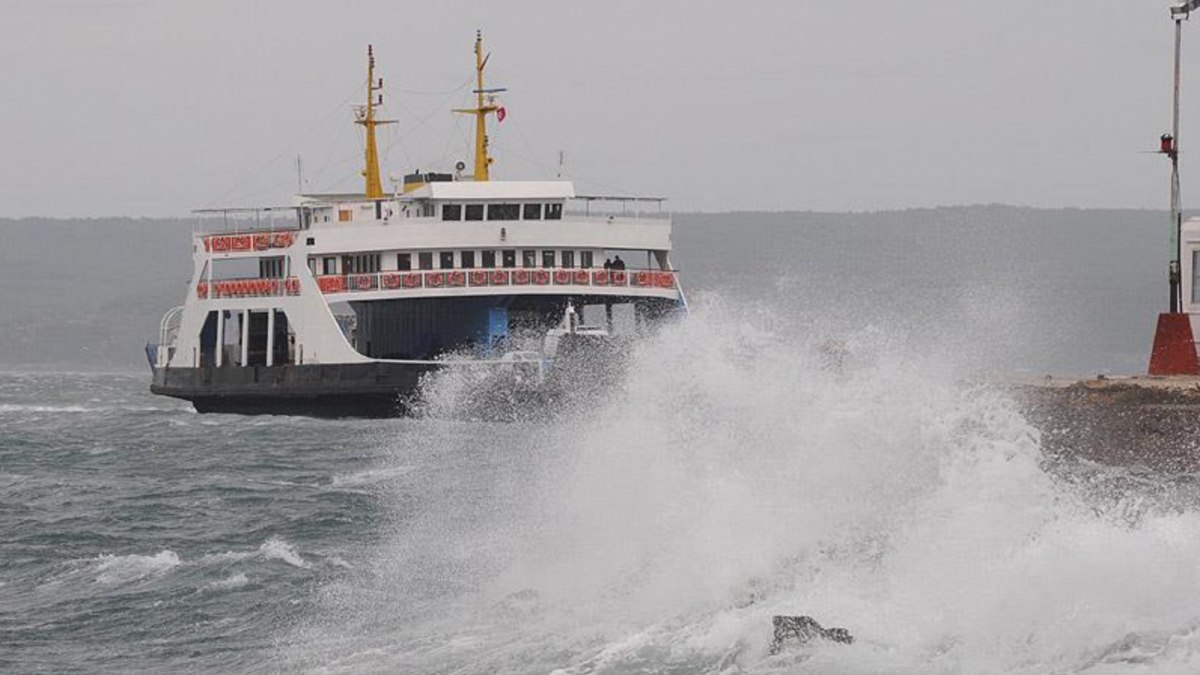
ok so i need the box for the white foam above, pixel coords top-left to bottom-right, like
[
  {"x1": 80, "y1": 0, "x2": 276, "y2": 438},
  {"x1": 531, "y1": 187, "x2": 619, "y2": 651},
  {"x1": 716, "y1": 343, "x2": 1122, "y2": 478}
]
[
  {"x1": 259, "y1": 537, "x2": 309, "y2": 569},
  {"x1": 92, "y1": 550, "x2": 181, "y2": 585},
  {"x1": 0, "y1": 403, "x2": 92, "y2": 413},
  {"x1": 330, "y1": 466, "x2": 414, "y2": 489},
  {"x1": 204, "y1": 573, "x2": 251, "y2": 591}
]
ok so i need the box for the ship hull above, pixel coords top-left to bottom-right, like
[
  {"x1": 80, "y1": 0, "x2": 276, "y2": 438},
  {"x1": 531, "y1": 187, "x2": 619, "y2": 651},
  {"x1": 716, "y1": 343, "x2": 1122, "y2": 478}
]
[{"x1": 151, "y1": 362, "x2": 438, "y2": 418}]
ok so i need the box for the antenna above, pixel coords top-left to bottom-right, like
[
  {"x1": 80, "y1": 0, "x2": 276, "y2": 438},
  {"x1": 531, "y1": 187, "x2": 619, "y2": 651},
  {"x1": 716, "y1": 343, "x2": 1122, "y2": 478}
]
[
  {"x1": 295, "y1": 155, "x2": 304, "y2": 193},
  {"x1": 557, "y1": 150, "x2": 565, "y2": 178},
  {"x1": 1164, "y1": 2, "x2": 1200, "y2": 311}
]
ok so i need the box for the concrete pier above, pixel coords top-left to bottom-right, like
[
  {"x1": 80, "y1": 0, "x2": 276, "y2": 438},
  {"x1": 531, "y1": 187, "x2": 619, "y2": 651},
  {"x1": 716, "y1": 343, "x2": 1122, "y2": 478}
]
[{"x1": 1012, "y1": 376, "x2": 1200, "y2": 472}]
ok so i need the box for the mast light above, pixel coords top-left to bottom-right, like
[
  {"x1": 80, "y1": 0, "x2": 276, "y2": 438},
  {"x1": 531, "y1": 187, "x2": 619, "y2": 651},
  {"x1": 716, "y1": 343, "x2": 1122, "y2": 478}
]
[{"x1": 1172, "y1": 0, "x2": 1200, "y2": 18}]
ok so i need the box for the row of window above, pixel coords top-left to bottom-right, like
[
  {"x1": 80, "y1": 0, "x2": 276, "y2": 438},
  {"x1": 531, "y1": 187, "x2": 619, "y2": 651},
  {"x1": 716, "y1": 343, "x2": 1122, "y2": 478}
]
[
  {"x1": 442, "y1": 202, "x2": 564, "y2": 222},
  {"x1": 314, "y1": 249, "x2": 600, "y2": 275},
  {"x1": 398, "y1": 249, "x2": 593, "y2": 270}
]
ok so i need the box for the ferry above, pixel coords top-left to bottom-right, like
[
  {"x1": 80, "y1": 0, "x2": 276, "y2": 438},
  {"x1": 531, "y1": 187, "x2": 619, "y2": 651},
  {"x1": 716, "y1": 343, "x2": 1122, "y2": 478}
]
[{"x1": 148, "y1": 33, "x2": 687, "y2": 416}]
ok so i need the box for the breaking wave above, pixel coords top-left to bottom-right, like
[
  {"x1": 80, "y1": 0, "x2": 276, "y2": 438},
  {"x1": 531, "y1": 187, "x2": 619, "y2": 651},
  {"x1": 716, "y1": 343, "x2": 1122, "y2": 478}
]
[
  {"x1": 92, "y1": 550, "x2": 182, "y2": 585},
  {"x1": 281, "y1": 297, "x2": 1200, "y2": 674}
]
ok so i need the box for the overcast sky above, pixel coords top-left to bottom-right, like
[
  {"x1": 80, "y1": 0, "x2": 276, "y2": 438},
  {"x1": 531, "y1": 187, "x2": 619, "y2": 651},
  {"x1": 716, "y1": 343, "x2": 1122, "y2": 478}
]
[{"x1": 0, "y1": 0, "x2": 1194, "y2": 216}]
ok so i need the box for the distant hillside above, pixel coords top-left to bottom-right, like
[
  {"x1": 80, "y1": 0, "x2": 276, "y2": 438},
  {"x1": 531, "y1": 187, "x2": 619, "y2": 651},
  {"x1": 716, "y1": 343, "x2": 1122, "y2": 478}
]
[{"x1": 0, "y1": 207, "x2": 1173, "y2": 373}]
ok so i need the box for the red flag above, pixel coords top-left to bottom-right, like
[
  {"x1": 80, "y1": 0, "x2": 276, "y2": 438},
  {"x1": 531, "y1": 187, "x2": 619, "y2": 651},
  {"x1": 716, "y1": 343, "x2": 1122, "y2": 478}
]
[{"x1": 496, "y1": 106, "x2": 507, "y2": 122}]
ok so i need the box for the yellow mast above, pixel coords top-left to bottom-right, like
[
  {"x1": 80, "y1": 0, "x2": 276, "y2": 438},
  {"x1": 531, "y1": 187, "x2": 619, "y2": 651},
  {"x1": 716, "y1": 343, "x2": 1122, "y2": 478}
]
[
  {"x1": 453, "y1": 31, "x2": 504, "y2": 181},
  {"x1": 357, "y1": 45, "x2": 395, "y2": 198}
]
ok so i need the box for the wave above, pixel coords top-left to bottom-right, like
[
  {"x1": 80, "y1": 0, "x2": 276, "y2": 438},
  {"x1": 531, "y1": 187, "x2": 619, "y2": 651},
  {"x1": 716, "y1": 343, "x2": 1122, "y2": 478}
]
[
  {"x1": 330, "y1": 466, "x2": 415, "y2": 489},
  {"x1": 92, "y1": 550, "x2": 181, "y2": 585},
  {"x1": 280, "y1": 298, "x2": 1200, "y2": 674},
  {"x1": 203, "y1": 573, "x2": 251, "y2": 591},
  {"x1": 201, "y1": 537, "x2": 309, "y2": 569}
]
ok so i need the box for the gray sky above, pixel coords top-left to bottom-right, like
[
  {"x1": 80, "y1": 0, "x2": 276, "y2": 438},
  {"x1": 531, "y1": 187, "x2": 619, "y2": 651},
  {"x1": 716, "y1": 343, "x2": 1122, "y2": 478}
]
[{"x1": 0, "y1": 0, "x2": 1193, "y2": 216}]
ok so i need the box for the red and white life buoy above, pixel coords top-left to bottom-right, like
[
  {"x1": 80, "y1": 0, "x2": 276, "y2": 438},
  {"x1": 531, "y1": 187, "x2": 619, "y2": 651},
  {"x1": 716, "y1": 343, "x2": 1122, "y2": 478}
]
[
  {"x1": 533, "y1": 270, "x2": 550, "y2": 285},
  {"x1": 553, "y1": 270, "x2": 571, "y2": 285},
  {"x1": 611, "y1": 270, "x2": 627, "y2": 286},
  {"x1": 491, "y1": 270, "x2": 510, "y2": 285},
  {"x1": 573, "y1": 270, "x2": 590, "y2": 285},
  {"x1": 448, "y1": 271, "x2": 466, "y2": 287},
  {"x1": 355, "y1": 275, "x2": 373, "y2": 291},
  {"x1": 592, "y1": 270, "x2": 610, "y2": 286},
  {"x1": 513, "y1": 269, "x2": 531, "y2": 285},
  {"x1": 402, "y1": 273, "x2": 422, "y2": 288},
  {"x1": 254, "y1": 234, "x2": 270, "y2": 251},
  {"x1": 285, "y1": 277, "x2": 300, "y2": 294},
  {"x1": 469, "y1": 270, "x2": 489, "y2": 286},
  {"x1": 426, "y1": 272, "x2": 444, "y2": 288},
  {"x1": 196, "y1": 282, "x2": 208, "y2": 298},
  {"x1": 382, "y1": 273, "x2": 401, "y2": 289}
]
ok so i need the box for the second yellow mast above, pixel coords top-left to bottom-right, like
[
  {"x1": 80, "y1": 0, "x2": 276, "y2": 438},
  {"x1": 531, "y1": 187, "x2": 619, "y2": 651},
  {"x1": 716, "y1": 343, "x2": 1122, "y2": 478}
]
[{"x1": 454, "y1": 31, "x2": 505, "y2": 182}]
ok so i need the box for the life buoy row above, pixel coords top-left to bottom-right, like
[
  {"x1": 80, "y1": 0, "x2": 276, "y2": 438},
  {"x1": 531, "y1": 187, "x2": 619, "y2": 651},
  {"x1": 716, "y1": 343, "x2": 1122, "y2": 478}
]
[
  {"x1": 632, "y1": 270, "x2": 675, "y2": 288},
  {"x1": 312, "y1": 269, "x2": 676, "y2": 293},
  {"x1": 204, "y1": 231, "x2": 295, "y2": 253},
  {"x1": 199, "y1": 277, "x2": 300, "y2": 298}
]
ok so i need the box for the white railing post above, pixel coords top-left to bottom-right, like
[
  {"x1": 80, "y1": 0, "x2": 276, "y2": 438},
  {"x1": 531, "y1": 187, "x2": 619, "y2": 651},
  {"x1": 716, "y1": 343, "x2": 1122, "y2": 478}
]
[
  {"x1": 240, "y1": 310, "x2": 250, "y2": 366},
  {"x1": 215, "y1": 310, "x2": 225, "y2": 367},
  {"x1": 266, "y1": 309, "x2": 276, "y2": 367}
]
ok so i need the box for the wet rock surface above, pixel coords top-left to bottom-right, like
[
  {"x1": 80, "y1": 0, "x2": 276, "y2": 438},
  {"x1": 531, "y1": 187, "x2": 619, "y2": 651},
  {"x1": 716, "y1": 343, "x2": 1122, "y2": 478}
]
[{"x1": 1016, "y1": 379, "x2": 1200, "y2": 472}]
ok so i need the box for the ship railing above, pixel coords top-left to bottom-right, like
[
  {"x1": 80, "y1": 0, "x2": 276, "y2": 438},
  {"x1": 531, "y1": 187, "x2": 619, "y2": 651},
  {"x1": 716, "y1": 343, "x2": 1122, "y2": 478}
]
[
  {"x1": 196, "y1": 277, "x2": 303, "y2": 299},
  {"x1": 312, "y1": 268, "x2": 678, "y2": 294},
  {"x1": 193, "y1": 206, "x2": 305, "y2": 236},
  {"x1": 149, "y1": 305, "x2": 185, "y2": 368},
  {"x1": 567, "y1": 195, "x2": 670, "y2": 219}
]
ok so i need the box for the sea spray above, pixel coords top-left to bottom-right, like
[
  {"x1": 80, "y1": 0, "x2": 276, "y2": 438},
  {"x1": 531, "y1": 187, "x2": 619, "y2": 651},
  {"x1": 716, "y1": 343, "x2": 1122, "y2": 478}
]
[{"x1": 283, "y1": 298, "x2": 1200, "y2": 674}]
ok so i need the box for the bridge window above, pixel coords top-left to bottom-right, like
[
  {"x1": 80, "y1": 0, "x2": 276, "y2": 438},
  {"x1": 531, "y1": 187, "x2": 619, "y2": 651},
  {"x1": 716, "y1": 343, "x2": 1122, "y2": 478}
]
[
  {"x1": 439, "y1": 252, "x2": 455, "y2": 269},
  {"x1": 342, "y1": 253, "x2": 380, "y2": 274},
  {"x1": 545, "y1": 203, "x2": 563, "y2": 220},
  {"x1": 461, "y1": 250, "x2": 476, "y2": 268},
  {"x1": 418, "y1": 252, "x2": 433, "y2": 270},
  {"x1": 322, "y1": 257, "x2": 337, "y2": 275},
  {"x1": 465, "y1": 204, "x2": 484, "y2": 221},
  {"x1": 580, "y1": 251, "x2": 593, "y2": 268},
  {"x1": 259, "y1": 256, "x2": 285, "y2": 279},
  {"x1": 523, "y1": 203, "x2": 542, "y2": 220},
  {"x1": 561, "y1": 250, "x2": 575, "y2": 268},
  {"x1": 397, "y1": 253, "x2": 411, "y2": 271},
  {"x1": 502, "y1": 250, "x2": 516, "y2": 268},
  {"x1": 487, "y1": 203, "x2": 520, "y2": 221},
  {"x1": 442, "y1": 204, "x2": 462, "y2": 221},
  {"x1": 482, "y1": 250, "x2": 496, "y2": 268},
  {"x1": 522, "y1": 250, "x2": 536, "y2": 268},
  {"x1": 542, "y1": 250, "x2": 555, "y2": 268}
]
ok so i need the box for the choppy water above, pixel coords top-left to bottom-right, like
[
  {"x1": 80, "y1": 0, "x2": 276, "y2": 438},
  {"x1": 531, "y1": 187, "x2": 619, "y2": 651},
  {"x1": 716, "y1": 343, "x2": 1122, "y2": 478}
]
[{"x1": 4, "y1": 302, "x2": 1200, "y2": 674}]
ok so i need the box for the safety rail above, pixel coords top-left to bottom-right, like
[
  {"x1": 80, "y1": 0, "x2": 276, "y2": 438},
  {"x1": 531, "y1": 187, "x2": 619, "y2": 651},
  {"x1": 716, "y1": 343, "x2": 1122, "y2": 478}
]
[
  {"x1": 315, "y1": 268, "x2": 677, "y2": 294},
  {"x1": 197, "y1": 277, "x2": 302, "y2": 299},
  {"x1": 202, "y1": 231, "x2": 296, "y2": 254}
]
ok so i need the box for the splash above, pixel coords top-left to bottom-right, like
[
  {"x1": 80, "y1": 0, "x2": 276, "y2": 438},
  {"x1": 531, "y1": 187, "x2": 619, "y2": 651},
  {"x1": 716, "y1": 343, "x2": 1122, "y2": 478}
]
[{"x1": 282, "y1": 297, "x2": 1200, "y2": 674}]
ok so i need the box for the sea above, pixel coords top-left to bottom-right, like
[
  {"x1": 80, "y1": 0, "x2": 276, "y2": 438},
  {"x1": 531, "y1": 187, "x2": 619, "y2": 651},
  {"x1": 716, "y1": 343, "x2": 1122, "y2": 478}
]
[{"x1": 3, "y1": 207, "x2": 1200, "y2": 673}]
